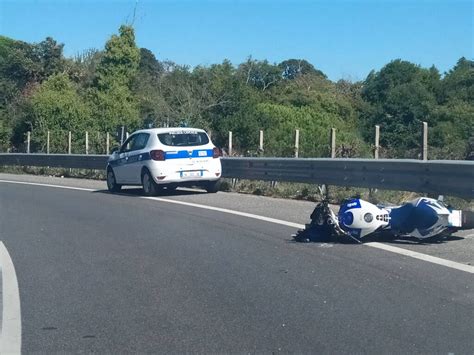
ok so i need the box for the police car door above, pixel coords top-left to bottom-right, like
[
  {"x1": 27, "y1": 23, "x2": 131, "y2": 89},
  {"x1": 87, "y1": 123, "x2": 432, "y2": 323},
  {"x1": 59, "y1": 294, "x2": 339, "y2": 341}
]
[
  {"x1": 124, "y1": 133, "x2": 150, "y2": 184},
  {"x1": 115, "y1": 134, "x2": 139, "y2": 184}
]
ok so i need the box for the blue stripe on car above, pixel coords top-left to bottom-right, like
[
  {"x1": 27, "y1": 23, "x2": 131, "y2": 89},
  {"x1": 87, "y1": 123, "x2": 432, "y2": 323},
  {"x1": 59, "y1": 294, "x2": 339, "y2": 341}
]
[
  {"x1": 108, "y1": 152, "x2": 151, "y2": 167},
  {"x1": 108, "y1": 149, "x2": 212, "y2": 167},
  {"x1": 165, "y1": 149, "x2": 213, "y2": 159}
]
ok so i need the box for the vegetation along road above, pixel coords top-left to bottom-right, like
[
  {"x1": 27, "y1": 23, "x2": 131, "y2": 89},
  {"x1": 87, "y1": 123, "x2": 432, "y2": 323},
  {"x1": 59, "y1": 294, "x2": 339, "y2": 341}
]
[{"x1": 0, "y1": 26, "x2": 472, "y2": 160}]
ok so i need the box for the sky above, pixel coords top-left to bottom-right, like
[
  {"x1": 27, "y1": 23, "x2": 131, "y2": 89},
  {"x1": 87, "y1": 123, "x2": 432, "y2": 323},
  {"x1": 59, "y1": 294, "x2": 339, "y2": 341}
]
[{"x1": 0, "y1": 0, "x2": 472, "y2": 81}]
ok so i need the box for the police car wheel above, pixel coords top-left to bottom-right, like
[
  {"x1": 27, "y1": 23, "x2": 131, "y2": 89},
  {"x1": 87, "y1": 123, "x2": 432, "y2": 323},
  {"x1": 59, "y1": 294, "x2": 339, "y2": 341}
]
[
  {"x1": 204, "y1": 180, "x2": 220, "y2": 193},
  {"x1": 107, "y1": 168, "x2": 121, "y2": 193},
  {"x1": 142, "y1": 170, "x2": 159, "y2": 196}
]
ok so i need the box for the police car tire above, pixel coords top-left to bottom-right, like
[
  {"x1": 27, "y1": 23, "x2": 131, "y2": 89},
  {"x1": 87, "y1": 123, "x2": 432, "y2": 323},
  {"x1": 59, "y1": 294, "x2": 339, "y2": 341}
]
[
  {"x1": 142, "y1": 169, "x2": 159, "y2": 196},
  {"x1": 107, "y1": 168, "x2": 122, "y2": 193},
  {"x1": 205, "y1": 180, "x2": 221, "y2": 193}
]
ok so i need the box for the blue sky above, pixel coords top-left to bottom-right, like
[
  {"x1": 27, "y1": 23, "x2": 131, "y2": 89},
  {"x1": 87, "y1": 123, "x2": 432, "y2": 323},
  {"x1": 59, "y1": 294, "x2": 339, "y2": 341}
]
[{"x1": 1, "y1": 0, "x2": 472, "y2": 81}]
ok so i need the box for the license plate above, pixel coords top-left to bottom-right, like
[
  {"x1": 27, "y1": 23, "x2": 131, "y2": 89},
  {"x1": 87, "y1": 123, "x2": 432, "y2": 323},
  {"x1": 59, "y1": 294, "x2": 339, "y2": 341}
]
[{"x1": 181, "y1": 171, "x2": 202, "y2": 178}]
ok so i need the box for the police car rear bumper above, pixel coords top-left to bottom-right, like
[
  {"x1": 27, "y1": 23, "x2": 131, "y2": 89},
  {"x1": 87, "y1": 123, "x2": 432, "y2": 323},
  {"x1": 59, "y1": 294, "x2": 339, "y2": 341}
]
[{"x1": 149, "y1": 167, "x2": 221, "y2": 184}]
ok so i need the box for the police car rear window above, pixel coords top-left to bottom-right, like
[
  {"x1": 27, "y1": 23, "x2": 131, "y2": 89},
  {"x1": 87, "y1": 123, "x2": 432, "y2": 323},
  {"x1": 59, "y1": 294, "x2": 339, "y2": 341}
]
[{"x1": 157, "y1": 131, "x2": 210, "y2": 146}]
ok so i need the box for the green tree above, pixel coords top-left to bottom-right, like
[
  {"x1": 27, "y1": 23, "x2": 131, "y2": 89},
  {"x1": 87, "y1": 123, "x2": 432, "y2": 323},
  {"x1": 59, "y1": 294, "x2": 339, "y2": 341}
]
[
  {"x1": 237, "y1": 57, "x2": 281, "y2": 91},
  {"x1": 430, "y1": 102, "x2": 474, "y2": 159},
  {"x1": 34, "y1": 37, "x2": 66, "y2": 80},
  {"x1": 0, "y1": 112, "x2": 11, "y2": 151},
  {"x1": 433, "y1": 58, "x2": 474, "y2": 159},
  {"x1": 361, "y1": 60, "x2": 440, "y2": 156},
  {"x1": 278, "y1": 59, "x2": 326, "y2": 80},
  {"x1": 30, "y1": 73, "x2": 93, "y2": 153},
  {"x1": 0, "y1": 36, "x2": 38, "y2": 150},
  {"x1": 95, "y1": 25, "x2": 140, "y2": 90},
  {"x1": 440, "y1": 57, "x2": 474, "y2": 103},
  {"x1": 253, "y1": 103, "x2": 367, "y2": 157},
  {"x1": 0, "y1": 36, "x2": 41, "y2": 90},
  {"x1": 69, "y1": 49, "x2": 104, "y2": 89},
  {"x1": 92, "y1": 25, "x2": 140, "y2": 133}
]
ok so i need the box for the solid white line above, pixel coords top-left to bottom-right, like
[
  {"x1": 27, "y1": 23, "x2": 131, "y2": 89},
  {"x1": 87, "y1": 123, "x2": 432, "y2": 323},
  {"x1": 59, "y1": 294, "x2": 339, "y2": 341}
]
[
  {"x1": 366, "y1": 242, "x2": 474, "y2": 274},
  {"x1": 0, "y1": 179, "x2": 95, "y2": 192},
  {"x1": 143, "y1": 196, "x2": 305, "y2": 229},
  {"x1": 0, "y1": 179, "x2": 302, "y2": 229},
  {"x1": 1, "y1": 179, "x2": 473, "y2": 274},
  {"x1": 0, "y1": 242, "x2": 22, "y2": 354}
]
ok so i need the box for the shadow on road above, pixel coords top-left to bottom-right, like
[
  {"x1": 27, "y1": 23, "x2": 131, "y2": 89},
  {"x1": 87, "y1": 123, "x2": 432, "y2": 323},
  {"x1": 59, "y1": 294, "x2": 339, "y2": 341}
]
[
  {"x1": 289, "y1": 231, "x2": 465, "y2": 246},
  {"x1": 381, "y1": 235, "x2": 464, "y2": 245},
  {"x1": 92, "y1": 187, "x2": 207, "y2": 197}
]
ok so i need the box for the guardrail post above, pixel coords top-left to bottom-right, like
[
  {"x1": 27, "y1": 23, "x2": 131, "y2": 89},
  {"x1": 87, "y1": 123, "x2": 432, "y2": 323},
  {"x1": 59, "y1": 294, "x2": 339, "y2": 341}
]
[
  {"x1": 68, "y1": 131, "x2": 71, "y2": 154},
  {"x1": 27, "y1": 131, "x2": 30, "y2": 153},
  {"x1": 228, "y1": 131, "x2": 233, "y2": 156},
  {"x1": 85, "y1": 131, "x2": 89, "y2": 155},
  {"x1": 374, "y1": 125, "x2": 380, "y2": 159},
  {"x1": 259, "y1": 130, "x2": 264, "y2": 155},
  {"x1": 330, "y1": 128, "x2": 336, "y2": 158},
  {"x1": 47, "y1": 131, "x2": 50, "y2": 154},
  {"x1": 106, "y1": 132, "x2": 110, "y2": 155},
  {"x1": 369, "y1": 125, "x2": 381, "y2": 199},
  {"x1": 120, "y1": 126, "x2": 125, "y2": 145},
  {"x1": 422, "y1": 121, "x2": 428, "y2": 161},
  {"x1": 294, "y1": 129, "x2": 299, "y2": 158},
  {"x1": 323, "y1": 128, "x2": 337, "y2": 200}
]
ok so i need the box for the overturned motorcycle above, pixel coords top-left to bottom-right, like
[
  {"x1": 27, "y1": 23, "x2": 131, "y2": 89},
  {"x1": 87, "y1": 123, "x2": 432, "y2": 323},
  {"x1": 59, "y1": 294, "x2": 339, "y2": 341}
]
[{"x1": 292, "y1": 197, "x2": 474, "y2": 243}]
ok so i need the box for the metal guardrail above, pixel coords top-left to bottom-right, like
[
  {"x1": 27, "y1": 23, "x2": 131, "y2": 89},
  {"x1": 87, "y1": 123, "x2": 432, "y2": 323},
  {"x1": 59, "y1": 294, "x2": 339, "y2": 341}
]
[
  {"x1": 0, "y1": 153, "x2": 473, "y2": 199},
  {"x1": 221, "y1": 158, "x2": 474, "y2": 199},
  {"x1": 0, "y1": 153, "x2": 108, "y2": 170}
]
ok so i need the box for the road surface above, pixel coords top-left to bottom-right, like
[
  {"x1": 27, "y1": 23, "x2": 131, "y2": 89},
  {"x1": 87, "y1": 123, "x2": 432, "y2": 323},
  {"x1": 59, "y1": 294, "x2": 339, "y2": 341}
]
[{"x1": 0, "y1": 174, "x2": 473, "y2": 353}]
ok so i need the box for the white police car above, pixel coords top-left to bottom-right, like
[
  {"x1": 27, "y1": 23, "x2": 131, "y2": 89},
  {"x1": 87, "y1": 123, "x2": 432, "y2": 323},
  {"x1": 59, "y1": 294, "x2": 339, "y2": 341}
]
[{"x1": 106, "y1": 128, "x2": 222, "y2": 195}]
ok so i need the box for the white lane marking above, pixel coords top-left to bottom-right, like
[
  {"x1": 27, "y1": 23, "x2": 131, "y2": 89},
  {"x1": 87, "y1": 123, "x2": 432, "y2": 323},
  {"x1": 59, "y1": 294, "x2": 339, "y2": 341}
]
[
  {"x1": 0, "y1": 179, "x2": 303, "y2": 229},
  {"x1": 143, "y1": 196, "x2": 305, "y2": 229},
  {"x1": 0, "y1": 179, "x2": 95, "y2": 192},
  {"x1": 1, "y1": 179, "x2": 473, "y2": 274},
  {"x1": 145, "y1": 197, "x2": 474, "y2": 274},
  {"x1": 366, "y1": 242, "x2": 474, "y2": 274},
  {"x1": 0, "y1": 242, "x2": 22, "y2": 354}
]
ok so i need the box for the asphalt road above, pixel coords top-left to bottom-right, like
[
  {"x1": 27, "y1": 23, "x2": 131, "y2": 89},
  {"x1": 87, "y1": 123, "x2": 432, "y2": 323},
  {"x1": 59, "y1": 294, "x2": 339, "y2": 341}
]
[{"x1": 0, "y1": 177, "x2": 473, "y2": 353}]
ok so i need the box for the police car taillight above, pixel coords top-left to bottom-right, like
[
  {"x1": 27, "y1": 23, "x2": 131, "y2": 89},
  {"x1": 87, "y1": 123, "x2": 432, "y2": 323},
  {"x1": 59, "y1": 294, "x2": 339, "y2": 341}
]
[
  {"x1": 150, "y1": 150, "x2": 166, "y2": 161},
  {"x1": 212, "y1": 147, "x2": 222, "y2": 158}
]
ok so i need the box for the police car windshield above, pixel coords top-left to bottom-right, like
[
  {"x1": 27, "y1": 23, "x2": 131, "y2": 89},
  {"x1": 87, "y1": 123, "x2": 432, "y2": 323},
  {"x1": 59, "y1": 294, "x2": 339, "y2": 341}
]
[{"x1": 157, "y1": 131, "x2": 209, "y2": 147}]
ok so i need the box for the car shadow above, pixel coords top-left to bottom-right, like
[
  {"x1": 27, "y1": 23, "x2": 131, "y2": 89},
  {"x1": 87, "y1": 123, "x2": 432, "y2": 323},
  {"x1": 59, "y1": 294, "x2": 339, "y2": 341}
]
[{"x1": 92, "y1": 187, "x2": 208, "y2": 197}]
